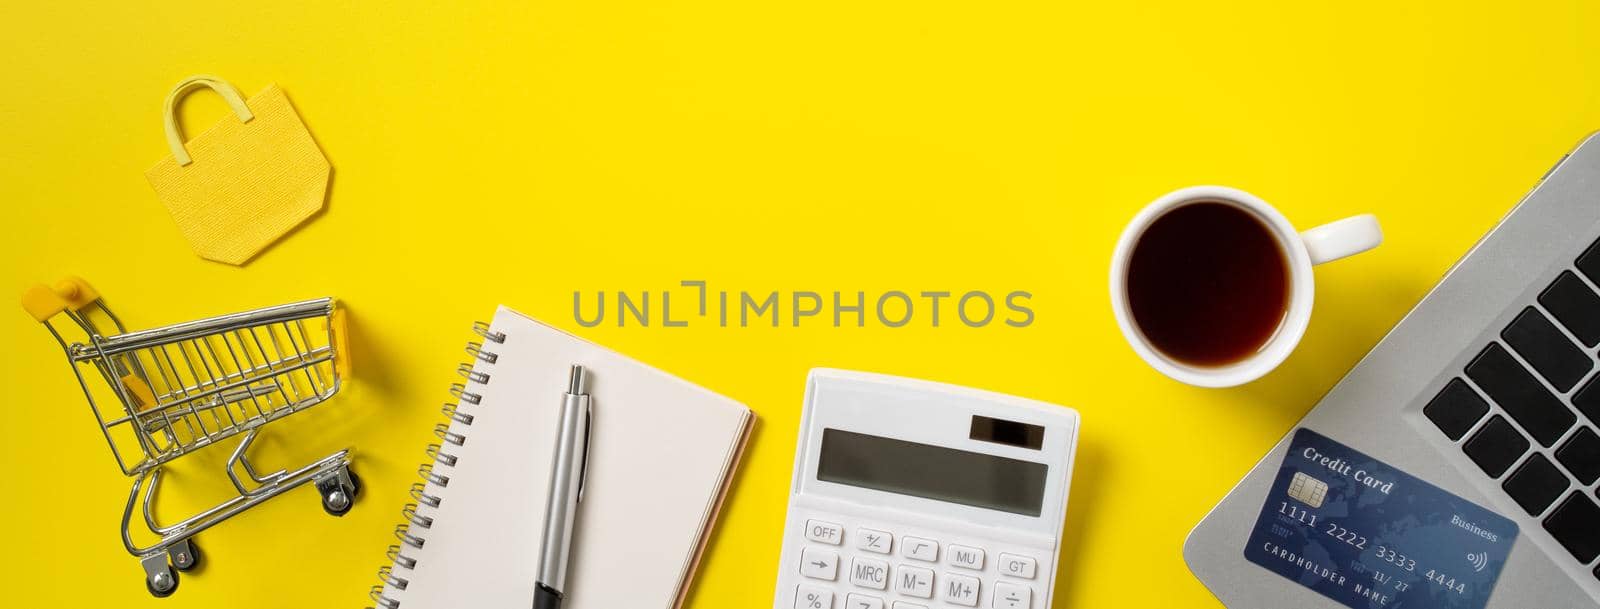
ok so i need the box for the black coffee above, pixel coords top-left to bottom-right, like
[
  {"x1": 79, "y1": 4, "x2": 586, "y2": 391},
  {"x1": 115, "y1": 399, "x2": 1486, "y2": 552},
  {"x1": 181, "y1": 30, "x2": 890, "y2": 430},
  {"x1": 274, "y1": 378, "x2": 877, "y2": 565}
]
[{"x1": 1126, "y1": 202, "x2": 1290, "y2": 367}]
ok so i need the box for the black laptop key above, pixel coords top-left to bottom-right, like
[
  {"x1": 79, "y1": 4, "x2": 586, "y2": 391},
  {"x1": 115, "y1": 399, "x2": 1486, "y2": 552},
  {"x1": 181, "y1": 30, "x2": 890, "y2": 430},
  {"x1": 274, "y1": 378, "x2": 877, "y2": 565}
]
[
  {"x1": 1543, "y1": 492, "x2": 1600, "y2": 563},
  {"x1": 1576, "y1": 376, "x2": 1600, "y2": 424},
  {"x1": 1556, "y1": 427, "x2": 1600, "y2": 485},
  {"x1": 1579, "y1": 237, "x2": 1600, "y2": 286},
  {"x1": 1540, "y1": 271, "x2": 1600, "y2": 347},
  {"x1": 1462, "y1": 415, "x2": 1530, "y2": 478},
  {"x1": 1501, "y1": 452, "x2": 1569, "y2": 516},
  {"x1": 1500, "y1": 307, "x2": 1592, "y2": 392},
  {"x1": 1424, "y1": 378, "x2": 1490, "y2": 440},
  {"x1": 1466, "y1": 343, "x2": 1577, "y2": 446}
]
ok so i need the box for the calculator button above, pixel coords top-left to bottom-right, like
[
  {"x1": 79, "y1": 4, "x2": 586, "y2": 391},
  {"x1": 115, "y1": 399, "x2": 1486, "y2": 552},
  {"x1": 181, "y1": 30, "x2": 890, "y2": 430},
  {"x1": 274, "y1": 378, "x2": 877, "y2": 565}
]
[
  {"x1": 948, "y1": 545, "x2": 985, "y2": 570},
  {"x1": 997, "y1": 553, "x2": 1037, "y2": 579},
  {"x1": 845, "y1": 593, "x2": 884, "y2": 609},
  {"x1": 800, "y1": 547, "x2": 840, "y2": 581},
  {"x1": 902, "y1": 536, "x2": 939, "y2": 562},
  {"x1": 941, "y1": 572, "x2": 980, "y2": 606},
  {"x1": 894, "y1": 565, "x2": 934, "y2": 598},
  {"x1": 890, "y1": 603, "x2": 927, "y2": 609},
  {"x1": 807, "y1": 520, "x2": 844, "y2": 545},
  {"x1": 993, "y1": 581, "x2": 1032, "y2": 609},
  {"x1": 857, "y1": 528, "x2": 893, "y2": 554},
  {"x1": 849, "y1": 556, "x2": 890, "y2": 590},
  {"x1": 795, "y1": 584, "x2": 834, "y2": 609}
]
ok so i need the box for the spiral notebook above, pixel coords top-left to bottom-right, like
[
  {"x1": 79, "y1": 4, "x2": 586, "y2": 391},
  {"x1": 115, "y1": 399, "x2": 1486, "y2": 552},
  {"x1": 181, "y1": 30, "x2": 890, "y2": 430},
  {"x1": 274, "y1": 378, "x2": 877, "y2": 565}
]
[{"x1": 370, "y1": 307, "x2": 754, "y2": 609}]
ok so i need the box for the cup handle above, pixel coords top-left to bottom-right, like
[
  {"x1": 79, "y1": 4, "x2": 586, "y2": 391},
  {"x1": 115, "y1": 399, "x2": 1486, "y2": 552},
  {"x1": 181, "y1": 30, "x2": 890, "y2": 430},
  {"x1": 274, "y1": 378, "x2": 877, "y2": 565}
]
[{"x1": 1300, "y1": 214, "x2": 1382, "y2": 265}]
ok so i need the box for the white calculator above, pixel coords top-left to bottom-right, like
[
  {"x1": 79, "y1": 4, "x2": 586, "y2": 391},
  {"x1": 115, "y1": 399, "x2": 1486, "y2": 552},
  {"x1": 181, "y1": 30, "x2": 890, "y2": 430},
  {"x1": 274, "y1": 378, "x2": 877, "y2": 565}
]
[{"x1": 774, "y1": 369, "x2": 1081, "y2": 609}]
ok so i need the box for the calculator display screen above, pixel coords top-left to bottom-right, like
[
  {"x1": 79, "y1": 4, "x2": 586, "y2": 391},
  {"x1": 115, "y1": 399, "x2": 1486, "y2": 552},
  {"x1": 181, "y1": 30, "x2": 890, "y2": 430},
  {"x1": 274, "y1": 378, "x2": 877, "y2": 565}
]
[{"x1": 816, "y1": 429, "x2": 1048, "y2": 516}]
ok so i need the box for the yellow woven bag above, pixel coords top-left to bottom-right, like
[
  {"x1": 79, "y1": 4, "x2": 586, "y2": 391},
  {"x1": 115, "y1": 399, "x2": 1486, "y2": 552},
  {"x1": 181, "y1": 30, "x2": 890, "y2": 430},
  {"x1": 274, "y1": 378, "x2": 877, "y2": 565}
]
[{"x1": 145, "y1": 75, "x2": 330, "y2": 265}]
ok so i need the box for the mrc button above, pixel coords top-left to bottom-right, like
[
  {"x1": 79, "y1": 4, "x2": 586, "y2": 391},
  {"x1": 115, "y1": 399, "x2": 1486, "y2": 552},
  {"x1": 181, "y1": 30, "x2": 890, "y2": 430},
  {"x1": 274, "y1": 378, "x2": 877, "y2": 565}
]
[{"x1": 806, "y1": 519, "x2": 844, "y2": 545}]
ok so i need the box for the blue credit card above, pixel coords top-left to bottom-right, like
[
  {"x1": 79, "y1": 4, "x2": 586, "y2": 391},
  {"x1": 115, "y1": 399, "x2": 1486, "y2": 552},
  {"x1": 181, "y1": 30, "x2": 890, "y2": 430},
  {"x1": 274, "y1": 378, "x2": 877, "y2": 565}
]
[{"x1": 1243, "y1": 428, "x2": 1519, "y2": 609}]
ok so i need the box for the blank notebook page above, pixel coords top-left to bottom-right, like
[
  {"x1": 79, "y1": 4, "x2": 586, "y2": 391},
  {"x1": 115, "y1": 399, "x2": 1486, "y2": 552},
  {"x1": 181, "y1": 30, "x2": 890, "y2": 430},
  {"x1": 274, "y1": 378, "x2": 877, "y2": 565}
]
[{"x1": 382, "y1": 306, "x2": 752, "y2": 608}]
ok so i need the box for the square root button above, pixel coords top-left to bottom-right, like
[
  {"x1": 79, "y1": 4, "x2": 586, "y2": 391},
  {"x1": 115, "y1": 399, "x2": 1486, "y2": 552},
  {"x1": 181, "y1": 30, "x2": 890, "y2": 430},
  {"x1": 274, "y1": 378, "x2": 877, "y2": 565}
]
[{"x1": 902, "y1": 536, "x2": 939, "y2": 562}]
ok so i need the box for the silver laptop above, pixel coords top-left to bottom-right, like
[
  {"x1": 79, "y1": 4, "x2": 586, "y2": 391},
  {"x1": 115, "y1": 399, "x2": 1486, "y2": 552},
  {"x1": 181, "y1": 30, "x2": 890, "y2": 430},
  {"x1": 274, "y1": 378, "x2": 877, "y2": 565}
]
[{"x1": 1187, "y1": 131, "x2": 1600, "y2": 608}]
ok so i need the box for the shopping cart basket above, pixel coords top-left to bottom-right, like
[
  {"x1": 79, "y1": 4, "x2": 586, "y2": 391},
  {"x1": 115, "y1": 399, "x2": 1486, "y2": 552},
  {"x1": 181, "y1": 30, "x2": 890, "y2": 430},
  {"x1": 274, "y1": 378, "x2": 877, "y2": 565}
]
[{"x1": 22, "y1": 277, "x2": 360, "y2": 597}]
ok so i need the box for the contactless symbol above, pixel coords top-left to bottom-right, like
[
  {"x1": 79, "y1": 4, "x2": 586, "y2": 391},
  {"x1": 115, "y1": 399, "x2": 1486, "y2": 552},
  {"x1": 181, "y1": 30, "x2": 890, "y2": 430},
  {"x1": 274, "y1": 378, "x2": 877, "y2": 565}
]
[
  {"x1": 1467, "y1": 551, "x2": 1489, "y2": 573},
  {"x1": 1287, "y1": 472, "x2": 1329, "y2": 508}
]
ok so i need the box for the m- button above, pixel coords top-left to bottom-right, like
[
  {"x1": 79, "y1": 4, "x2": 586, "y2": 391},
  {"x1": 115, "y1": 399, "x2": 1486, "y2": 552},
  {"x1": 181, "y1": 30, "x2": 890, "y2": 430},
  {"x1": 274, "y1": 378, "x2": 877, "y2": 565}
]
[
  {"x1": 807, "y1": 519, "x2": 844, "y2": 545},
  {"x1": 894, "y1": 565, "x2": 934, "y2": 598}
]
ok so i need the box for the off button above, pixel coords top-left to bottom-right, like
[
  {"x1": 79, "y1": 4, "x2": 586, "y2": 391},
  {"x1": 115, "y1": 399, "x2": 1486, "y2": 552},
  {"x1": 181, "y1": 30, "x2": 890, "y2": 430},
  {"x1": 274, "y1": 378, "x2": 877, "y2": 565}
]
[{"x1": 807, "y1": 519, "x2": 844, "y2": 545}]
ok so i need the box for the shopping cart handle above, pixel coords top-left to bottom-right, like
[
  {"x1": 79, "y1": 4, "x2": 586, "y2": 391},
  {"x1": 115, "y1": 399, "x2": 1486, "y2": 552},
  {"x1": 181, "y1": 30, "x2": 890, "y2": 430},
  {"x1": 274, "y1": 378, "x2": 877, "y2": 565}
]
[
  {"x1": 21, "y1": 276, "x2": 101, "y2": 322},
  {"x1": 330, "y1": 306, "x2": 353, "y2": 378}
]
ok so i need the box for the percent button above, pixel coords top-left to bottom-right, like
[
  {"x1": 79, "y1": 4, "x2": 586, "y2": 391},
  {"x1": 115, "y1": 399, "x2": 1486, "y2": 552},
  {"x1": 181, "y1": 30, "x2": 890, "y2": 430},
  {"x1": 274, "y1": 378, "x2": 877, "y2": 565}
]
[{"x1": 795, "y1": 584, "x2": 835, "y2": 609}]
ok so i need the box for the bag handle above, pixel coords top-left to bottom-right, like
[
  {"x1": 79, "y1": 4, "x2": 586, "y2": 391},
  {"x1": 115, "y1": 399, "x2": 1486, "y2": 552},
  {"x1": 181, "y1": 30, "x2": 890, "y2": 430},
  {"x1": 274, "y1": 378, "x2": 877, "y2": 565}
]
[{"x1": 162, "y1": 75, "x2": 254, "y2": 166}]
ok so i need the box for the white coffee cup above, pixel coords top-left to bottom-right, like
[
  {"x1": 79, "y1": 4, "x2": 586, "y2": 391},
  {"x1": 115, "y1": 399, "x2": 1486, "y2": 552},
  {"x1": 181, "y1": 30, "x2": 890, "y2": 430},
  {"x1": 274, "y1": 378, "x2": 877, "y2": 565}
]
[{"x1": 1109, "y1": 185, "x2": 1382, "y2": 387}]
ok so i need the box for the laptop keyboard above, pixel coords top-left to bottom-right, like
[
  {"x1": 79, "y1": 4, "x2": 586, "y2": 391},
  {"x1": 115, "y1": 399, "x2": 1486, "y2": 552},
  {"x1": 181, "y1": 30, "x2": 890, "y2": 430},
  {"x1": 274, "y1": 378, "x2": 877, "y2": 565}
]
[{"x1": 1424, "y1": 237, "x2": 1600, "y2": 583}]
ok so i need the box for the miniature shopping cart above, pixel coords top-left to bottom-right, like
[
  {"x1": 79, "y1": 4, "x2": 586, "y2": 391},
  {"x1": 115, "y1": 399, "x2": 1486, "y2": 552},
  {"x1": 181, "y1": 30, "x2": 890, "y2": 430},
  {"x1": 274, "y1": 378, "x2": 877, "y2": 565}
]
[{"x1": 22, "y1": 277, "x2": 360, "y2": 598}]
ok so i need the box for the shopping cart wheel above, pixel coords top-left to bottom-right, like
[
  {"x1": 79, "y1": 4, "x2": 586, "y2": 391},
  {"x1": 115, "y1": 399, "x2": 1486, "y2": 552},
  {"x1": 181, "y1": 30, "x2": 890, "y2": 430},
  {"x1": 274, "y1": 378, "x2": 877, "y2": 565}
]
[
  {"x1": 144, "y1": 564, "x2": 180, "y2": 598},
  {"x1": 318, "y1": 467, "x2": 361, "y2": 517},
  {"x1": 170, "y1": 538, "x2": 201, "y2": 572}
]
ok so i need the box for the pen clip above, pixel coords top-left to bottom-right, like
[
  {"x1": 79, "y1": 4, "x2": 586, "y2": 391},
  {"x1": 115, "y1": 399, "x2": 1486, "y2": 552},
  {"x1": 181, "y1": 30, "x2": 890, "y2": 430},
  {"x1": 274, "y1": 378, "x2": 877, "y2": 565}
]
[{"x1": 577, "y1": 403, "x2": 592, "y2": 503}]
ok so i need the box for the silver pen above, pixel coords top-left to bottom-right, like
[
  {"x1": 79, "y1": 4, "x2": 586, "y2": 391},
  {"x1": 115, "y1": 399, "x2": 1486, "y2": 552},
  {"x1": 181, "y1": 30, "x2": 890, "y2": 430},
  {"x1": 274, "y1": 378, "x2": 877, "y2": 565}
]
[{"x1": 535, "y1": 365, "x2": 593, "y2": 609}]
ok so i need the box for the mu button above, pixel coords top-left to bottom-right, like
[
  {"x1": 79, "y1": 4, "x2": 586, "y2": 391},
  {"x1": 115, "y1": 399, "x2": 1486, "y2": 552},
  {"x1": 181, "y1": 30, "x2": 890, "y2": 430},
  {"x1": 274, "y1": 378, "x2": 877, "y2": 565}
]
[{"x1": 948, "y1": 545, "x2": 985, "y2": 570}]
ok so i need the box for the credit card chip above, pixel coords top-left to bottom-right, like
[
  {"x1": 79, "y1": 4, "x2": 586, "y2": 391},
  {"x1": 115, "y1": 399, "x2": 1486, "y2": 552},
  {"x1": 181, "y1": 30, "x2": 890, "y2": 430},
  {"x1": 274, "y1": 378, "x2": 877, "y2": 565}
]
[{"x1": 1287, "y1": 472, "x2": 1328, "y2": 508}]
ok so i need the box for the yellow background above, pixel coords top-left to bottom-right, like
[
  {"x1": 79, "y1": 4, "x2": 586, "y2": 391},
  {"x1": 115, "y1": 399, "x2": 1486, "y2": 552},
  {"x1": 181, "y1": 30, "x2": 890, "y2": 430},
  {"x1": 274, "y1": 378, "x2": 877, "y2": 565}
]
[{"x1": 4, "y1": 2, "x2": 1599, "y2": 607}]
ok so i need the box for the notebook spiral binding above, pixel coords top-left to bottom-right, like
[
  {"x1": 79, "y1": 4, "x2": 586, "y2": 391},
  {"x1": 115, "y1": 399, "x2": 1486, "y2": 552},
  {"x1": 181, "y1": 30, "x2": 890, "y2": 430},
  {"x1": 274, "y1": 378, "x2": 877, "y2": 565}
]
[{"x1": 368, "y1": 320, "x2": 506, "y2": 609}]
